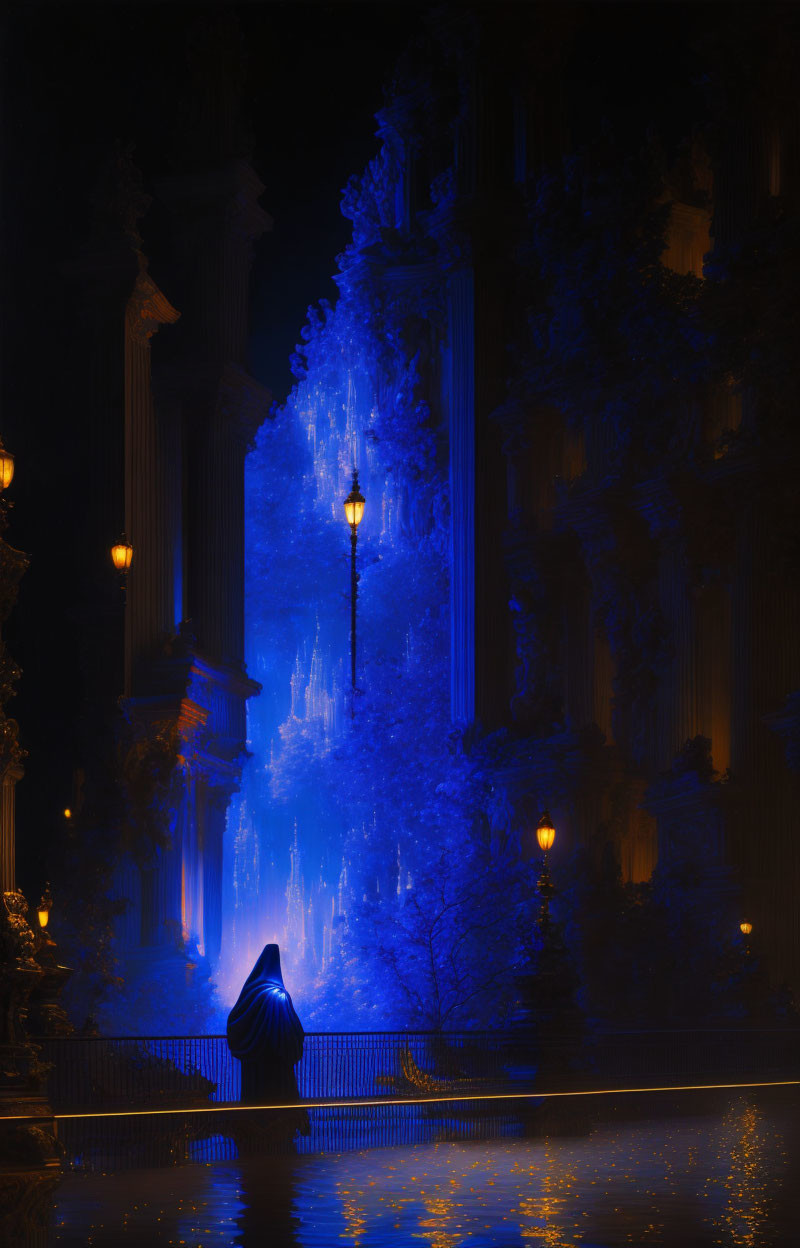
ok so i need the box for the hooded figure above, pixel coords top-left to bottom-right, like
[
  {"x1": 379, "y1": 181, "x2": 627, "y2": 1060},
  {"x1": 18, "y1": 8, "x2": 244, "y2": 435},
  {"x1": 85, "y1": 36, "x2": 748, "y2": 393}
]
[{"x1": 227, "y1": 943, "x2": 304, "y2": 1103}]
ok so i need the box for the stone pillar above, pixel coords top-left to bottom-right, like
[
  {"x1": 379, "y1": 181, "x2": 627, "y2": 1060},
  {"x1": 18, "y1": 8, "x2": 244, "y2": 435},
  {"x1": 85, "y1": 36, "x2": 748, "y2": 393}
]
[
  {"x1": 730, "y1": 496, "x2": 800, "y2": 993},
  {"x1": 0, "y1": 497, "x2": 59, "y2": 1199},
  {"x1": 656, "y1": 536, "x2": 699, "y2": 770},
  {"x1": 0, "y1": 515, "x2": 29, "y2": 894},
  {"x1": 124, "y1": 260, "x2": 180, "y2": 695},
  {"x1": 60, "y1": 236, "x2": 138, "y2": 721},
  {"x1": 441, "y1": 236, "x2": 511, "y2": 729},
  {"x1": 0, "y1": 771, "x2": 21, "y2": 895},
  {"x1": 185, "y1": 365, "x2": 268, "y2": 675},
  {"x1": 156, "y1": 161, "x2": 271, "y2": 672},
  {"x1": 202, "y1": 782, "x2": 234, "y2": 966}
]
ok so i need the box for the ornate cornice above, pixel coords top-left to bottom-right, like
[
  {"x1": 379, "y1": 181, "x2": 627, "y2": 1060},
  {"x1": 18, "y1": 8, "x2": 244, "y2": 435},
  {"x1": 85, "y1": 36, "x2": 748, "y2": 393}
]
[
  {"x1": 216, "y1": 363, "x2": 272, "y2": 450},
  {"x1": 152, "y1": 361, "x2": 272, "y2": 449},
  {"x1": 126, "y1": 255, "x2": 180, "y2": 345},
  {"x1": 156, "y1": 159, "x2": 272, "y2": 243},
  {"x1": 129, "y1": 640, "x2": 260, "y2": 772}
]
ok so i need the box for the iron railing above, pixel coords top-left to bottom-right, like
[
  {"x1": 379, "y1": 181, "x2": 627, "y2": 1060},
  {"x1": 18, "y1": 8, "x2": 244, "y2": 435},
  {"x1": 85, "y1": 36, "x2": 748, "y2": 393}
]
[
  {"x1": 33, "y1": 1030, "x2": 510, "y2": 1111},
  {"x1": 32, "y1": 1026, "x2": 800, "y2": 1114}
]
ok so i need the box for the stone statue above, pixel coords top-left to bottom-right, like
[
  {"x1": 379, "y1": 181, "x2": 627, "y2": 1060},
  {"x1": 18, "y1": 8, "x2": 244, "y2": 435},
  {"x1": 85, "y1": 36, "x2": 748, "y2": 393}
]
[{"x1": 226, "y1": 943, "x2": 304, "y2": 1104}]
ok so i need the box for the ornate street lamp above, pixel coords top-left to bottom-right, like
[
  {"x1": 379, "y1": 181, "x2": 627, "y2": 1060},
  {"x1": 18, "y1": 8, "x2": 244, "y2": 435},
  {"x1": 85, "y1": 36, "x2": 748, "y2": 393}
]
[
  {"x1": 0, "y1": 438, "x2": 15, "y2": 491},
  {"x1": 536, "y1": 810, "x2": 556, "y2": 924},
  {"x1": 111, "y1": 534, "x2": 133, "y2": 605},
  {"x1": 343, "y1": 469, "x2": 365, "y2": 712},
  {"x1": 110, "y1": 535, "x2": 134, "y2": 574},
  {"x1": 37, "y1": 883, "x2": 54, "y2": 931},
  {"x1": 740, "y1": 919, "x2": 753, "y2": 955},
  {"x1": 536, "y1": 811, "x2": 556, "y2": 853}
]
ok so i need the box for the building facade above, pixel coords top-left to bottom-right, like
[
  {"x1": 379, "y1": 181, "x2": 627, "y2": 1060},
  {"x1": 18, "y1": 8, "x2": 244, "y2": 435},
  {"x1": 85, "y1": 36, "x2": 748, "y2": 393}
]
[{"x1": 374, "y1": 6, "x2": 800, "y2": 999}]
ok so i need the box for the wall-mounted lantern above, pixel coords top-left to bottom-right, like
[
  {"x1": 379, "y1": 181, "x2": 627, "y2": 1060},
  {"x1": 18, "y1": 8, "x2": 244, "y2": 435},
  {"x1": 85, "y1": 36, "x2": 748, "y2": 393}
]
[{"x1": 0, "y1": 438, "x2": 15, "y2": 491}]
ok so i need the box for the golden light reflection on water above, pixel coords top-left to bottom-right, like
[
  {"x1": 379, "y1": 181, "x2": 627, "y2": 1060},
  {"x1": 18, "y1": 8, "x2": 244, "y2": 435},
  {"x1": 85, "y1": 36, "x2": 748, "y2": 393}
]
[
  {"x1": 51, "y1": 1092, "x2": 796, "y2": 1247},
  {"x1": 706, "y1": 1098, "x2": 789, "y2": 1248},
  {"x1": 514, "y1": 1143, "x2": 577, "y2": 1246},
  {"x1": 313, "y1": 1104, "x2": 790, "y2": 1248}
]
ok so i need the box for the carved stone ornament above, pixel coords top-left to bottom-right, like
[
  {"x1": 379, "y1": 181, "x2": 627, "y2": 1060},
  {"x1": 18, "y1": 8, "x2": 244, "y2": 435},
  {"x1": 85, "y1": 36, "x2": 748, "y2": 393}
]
[
  {"x1": 0, "y1": 890, "x2": 43, "y2": 1064},
  {"x1": 119, "y1": 714, "x2": 182, "y2": 856},
  {"x1": 126, "y1": 254, "x2": 180, "y2": 345},
  {"x1": 0, "y1": 890, "x2": 38, "y2": 972},
  {"x1": 0, "y1": 540, "x2": 30, "y2": 624},
  {"x1": 88, "y1": 140, "x2": 152, "y2": 247}
]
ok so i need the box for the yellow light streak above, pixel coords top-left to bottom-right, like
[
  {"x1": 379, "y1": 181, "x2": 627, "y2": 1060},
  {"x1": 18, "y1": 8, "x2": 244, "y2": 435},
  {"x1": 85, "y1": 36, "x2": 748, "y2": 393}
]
[{"x1": 0, "y1": 1079, "x2": 797, "y2": 1124}]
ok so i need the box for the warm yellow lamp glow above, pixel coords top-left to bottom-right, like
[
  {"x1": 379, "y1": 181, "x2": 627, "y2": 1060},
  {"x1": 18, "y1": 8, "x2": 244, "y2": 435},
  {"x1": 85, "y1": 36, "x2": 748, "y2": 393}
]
[
  {"x1": 740, "y1": 921, "x2": 753, "y2": 936},
  {"x1": 536, "y1": 811, "x2": 556, "y2": 852},
  {"x1": 343, "y1": 470, "x2": 365, "y2": 528},
  {"x1": 37, "y1": 884, "x2": 53, "y2": 930},
  {"x1": 0, "y1": 439, "x2": 15, "y2": 490},
  {"x1": 111, "y1": 536, "x2": 134, "y2": 572},
  {"x1": 63, "y1": 808, "x2": 72, "y2": 820}
]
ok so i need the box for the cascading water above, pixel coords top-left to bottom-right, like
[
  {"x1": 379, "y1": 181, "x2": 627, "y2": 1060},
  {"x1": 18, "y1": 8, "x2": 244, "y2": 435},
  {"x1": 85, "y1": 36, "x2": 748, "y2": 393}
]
[
  {"x1": 215, "y1": 312, "x2": 451, "y2": 1024},
  {"x1": 214, "y1": 78, "x2": 527, "y2": 1031}
]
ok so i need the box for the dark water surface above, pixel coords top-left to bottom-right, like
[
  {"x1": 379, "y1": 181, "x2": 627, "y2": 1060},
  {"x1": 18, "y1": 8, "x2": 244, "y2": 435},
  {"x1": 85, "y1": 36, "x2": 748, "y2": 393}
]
[{"x1": 50, "y1": 1088, "x2": 800, "y2": 1246}]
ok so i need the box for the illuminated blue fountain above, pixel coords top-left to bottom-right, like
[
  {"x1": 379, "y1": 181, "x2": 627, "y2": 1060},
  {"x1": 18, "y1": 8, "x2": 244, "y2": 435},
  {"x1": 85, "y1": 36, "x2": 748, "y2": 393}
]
[{"x1": 215, "y1": 274, "x2": 455, "y2": 1026}]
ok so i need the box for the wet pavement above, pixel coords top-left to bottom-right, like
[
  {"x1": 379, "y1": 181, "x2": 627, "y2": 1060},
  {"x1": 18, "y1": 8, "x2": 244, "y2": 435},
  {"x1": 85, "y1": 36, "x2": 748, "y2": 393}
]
[{"x1": 49, "y1": 1087, "x2": 800, "y2": 1246}]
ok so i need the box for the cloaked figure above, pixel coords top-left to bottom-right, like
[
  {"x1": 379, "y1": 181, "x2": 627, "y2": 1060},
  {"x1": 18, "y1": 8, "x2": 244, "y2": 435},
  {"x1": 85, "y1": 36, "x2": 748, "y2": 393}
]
[{"x1": 227, "y1": 943, "x2": 304, "y2": 1104}]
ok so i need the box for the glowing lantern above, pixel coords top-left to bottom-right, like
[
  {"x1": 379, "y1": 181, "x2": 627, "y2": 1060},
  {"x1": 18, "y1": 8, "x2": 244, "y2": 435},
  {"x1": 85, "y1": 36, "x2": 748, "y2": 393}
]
[
  {"x1": 343, "y1": 470, "x2": 365, "y2": 529},
  {"x1": 740, "y1": 921, "x2": 753, "y2": 936},
  {"x1": 0, "y1": 439, "x2": 15, "y2": 490},
  {"x1": 37, "y1": 884, "x2": 53, "y2": 930},
  {"x1": 63, "y1": 808, "x2": 72, "y2": 820},
  {"x1": 111, "y1": 536, "x2": 134, "y2": 572},
  {"x1": 536, "y1": 811, "x2": 556, "y2": 853}
]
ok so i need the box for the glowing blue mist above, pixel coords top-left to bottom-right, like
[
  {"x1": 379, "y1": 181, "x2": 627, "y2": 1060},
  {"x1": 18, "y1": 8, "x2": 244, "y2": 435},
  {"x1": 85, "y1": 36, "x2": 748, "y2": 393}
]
[
  {"x1": 216, "y1": 283, "x2": 454, "y2": 1025},
  {"x1": 215, "y1": 90, "x2": 532, "y2": 1031}
]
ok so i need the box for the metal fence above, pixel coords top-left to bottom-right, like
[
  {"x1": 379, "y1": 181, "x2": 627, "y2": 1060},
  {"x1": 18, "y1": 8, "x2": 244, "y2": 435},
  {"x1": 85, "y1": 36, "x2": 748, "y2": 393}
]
[
  {"x1": 32, "y1": 1027, "x2": 800, "y2": 1114},
  {"x1": 34, "y1": 1030, "x2": 510, "y2": 1111}
]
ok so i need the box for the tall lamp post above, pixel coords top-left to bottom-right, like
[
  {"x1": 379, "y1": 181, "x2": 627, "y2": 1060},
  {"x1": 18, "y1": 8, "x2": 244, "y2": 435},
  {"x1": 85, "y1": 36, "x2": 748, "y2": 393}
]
[
  {"x1": 536, "y1": 810, "x2": 556, "y2": 923},
  {"x1": 110, "y1": 535, "x2": 133, "y2": 697},
  {"x1": 740, "y1": 920, "x2": 753, "y2": 955},
  {"x1": 343, "y1": 469, "x2": 365, "y2": 714}
]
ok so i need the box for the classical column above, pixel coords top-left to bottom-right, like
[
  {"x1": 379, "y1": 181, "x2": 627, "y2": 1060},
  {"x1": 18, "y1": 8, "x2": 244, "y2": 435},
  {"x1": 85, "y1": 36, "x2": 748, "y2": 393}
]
[
  {"x1": 0, "y1": 514, "x2": 29, "y2": 894},
  {"x1": 125, "y1": 259, "x2": 180, "y2": 695},
  {"x1": 201, "y1": 782, "x2": 235, "y2": 966},
  {"x1": 0, "y1": 476, "x2": 59, "y2": 1186},
  {"x1": 730, "y1": 494, "x2": 800, "y2": 994},
  {"x1": 156, "y1": 161, "x2": 271, "y2": 673},
  {"x1": 61, "y1": 236, "x2": 139, "y2": 711}
]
